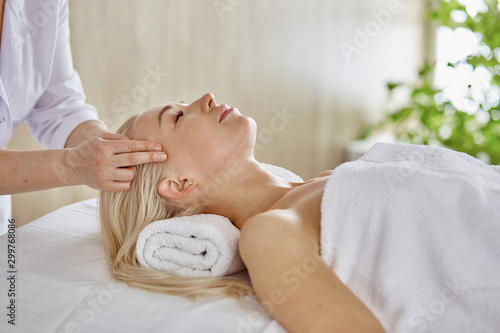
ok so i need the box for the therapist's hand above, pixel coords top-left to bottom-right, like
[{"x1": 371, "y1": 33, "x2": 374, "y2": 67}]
[{"x1": 68, "y1": 133, "x2": 167, "y2": 191}]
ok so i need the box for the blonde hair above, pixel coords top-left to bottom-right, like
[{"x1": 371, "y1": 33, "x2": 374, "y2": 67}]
[{"x1": 98, "y1": 115, "x2": 254, "y2": 301}]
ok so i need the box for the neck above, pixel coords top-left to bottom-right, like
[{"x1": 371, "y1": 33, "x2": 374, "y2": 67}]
[{"x1": 201, "y1": 159, "x2": 300, "y2": 229}]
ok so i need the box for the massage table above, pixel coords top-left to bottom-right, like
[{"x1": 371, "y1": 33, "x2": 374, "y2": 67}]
[{"x1": 0, "y1": 198, "x2": 275, "y2": 333}]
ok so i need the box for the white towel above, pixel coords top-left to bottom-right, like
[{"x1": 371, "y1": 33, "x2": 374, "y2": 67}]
[
  {"x1": 320, "y1": 143, "x2": 500, "y2": 332},
  {"x1": 263, "y1": 142, "x2": 500, "y2": 333},
  {"x1": 136, "y1": 214, "x2": 245, "y2": 278},
  {"x1": 135, "y1": 163, "x2": 303, "y2": 279}
]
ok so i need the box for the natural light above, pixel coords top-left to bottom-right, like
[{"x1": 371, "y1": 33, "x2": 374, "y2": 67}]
[{"x1": 434, "y1": 0, "x2": 500, "y2": 117}]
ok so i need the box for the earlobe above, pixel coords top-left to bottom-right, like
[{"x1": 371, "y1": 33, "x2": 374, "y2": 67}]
[{"x1": 157, "y1": 178, "x2": 195, "y2": 199}]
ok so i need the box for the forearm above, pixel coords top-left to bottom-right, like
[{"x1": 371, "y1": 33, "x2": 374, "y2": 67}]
[
  {"x1": 64, "y1": 120, "x2": 109, "y2": 148},
  {"x1": 0, "y1": 149, "x2": 78, "y2": 195}
]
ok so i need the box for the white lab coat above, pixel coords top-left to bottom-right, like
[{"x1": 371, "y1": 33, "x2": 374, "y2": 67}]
[{"x1": 0, "y1": 0, "x2": 101, "y2": 234}]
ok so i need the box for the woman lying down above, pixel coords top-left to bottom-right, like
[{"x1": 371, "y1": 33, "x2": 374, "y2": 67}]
[{"x1": 99, "y1": 93, "x2": 500, "y2": 333}]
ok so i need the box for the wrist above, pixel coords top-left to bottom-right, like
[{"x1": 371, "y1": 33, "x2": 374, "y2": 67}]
[
  {"x1": 65, "y1": 120, "x2": 109, "y2": 148},
  {"x1": 57, "y1": 148, "x2": 82, "y2": 186}
]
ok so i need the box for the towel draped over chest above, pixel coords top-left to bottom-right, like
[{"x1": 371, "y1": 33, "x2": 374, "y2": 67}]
[{"x1": 320, "y1": 143, "x2": 500, "y2": 332}]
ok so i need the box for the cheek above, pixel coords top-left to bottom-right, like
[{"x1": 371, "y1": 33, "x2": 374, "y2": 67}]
[
  {"x1": 177, "y1": 116, "x2": 256, "y2": 170},
  {"x1": 174, "y1": 124, "x2": 223, "y2": 170},
  {"x1": 192, "y1": 129, "x2": 228, "y2": 161},
  {"x1": 182, "y1": 123, "x2": 218, "y2": 153}
]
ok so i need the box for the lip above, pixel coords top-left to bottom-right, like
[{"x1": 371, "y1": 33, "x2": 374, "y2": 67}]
[{"x1": 218, "y1": 104, "x2": 233, "y2": 123}]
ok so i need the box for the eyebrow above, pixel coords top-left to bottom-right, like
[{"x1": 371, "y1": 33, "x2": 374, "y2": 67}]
[
  {"x1": 158, "y1": 105, "x2": 173, "y2": 126},
  {"x1": 158, "y1": 101, "x2": 186, "y2": 126}
]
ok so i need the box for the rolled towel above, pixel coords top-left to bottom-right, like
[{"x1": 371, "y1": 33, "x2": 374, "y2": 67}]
[
  {"x1": 135, "y1": 163, "x2": 303, "y2": 279},
  {"x1": 136, "y1": 214, "x2": 245, "y2": 278}
]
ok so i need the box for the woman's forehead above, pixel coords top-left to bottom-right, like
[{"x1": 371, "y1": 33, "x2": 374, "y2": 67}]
[
  {"x1": 141, "y1": 104, "x2": 166, "y2": 120},
  {"x1": 130, "y1": 106, "x2": 164, "y2": 140}
]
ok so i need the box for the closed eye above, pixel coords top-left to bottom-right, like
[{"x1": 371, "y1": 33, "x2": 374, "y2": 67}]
[{"x1": 175, "y1": 110, "x2": 184, "y2": 123}]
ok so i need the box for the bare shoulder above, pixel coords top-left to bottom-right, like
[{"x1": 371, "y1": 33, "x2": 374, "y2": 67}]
[
  {"x1": 240, "y1": 209, "x2": 301, "y2": 241},
  {"x1": 239, "y1": 209, "x2": 318, "y2": 261},
  {"x1": 239, "y1": 210, "x2": 298, "y2": 246},
  {"x1": 314, "y1": 169, "x2": 334, "y2": 178},
  {"x1": 238, "y1": 209, "x2": 385, "y2": 332}
]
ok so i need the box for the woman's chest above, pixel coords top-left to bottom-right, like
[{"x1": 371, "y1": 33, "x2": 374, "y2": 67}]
[{"x1": 275, "y1": 176, "x2": 331, "y2": 249}]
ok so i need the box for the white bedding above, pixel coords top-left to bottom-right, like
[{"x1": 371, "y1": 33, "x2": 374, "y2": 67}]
[
  {"x1": 0, "y1": 198, "x2": 274, "y2": 333},
  {"x1": 319, "y1": 143, "x2": 500, "y2": 332}
]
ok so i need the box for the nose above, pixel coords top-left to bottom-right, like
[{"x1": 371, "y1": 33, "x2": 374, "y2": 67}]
[{"x1": 192, "y1": 93, "x2": 215, "y2": 113}]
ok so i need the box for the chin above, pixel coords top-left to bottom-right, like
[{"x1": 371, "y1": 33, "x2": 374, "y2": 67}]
[{"x1": 237, "y1": 115, "x2": 257, "y2": 154}]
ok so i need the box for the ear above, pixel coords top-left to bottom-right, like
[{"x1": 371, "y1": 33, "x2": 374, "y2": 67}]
[{"x1": 157, "y1": 178, "x2": 195, "y2": 199}]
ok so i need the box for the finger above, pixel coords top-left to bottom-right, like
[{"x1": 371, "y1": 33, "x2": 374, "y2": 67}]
[
  {"x1": 106, "y1": 181, "x2": 132, "y2": 192},
  {"x1": 113, "y1": 151, "x2": 167, "y2": 167},
  {"x1": 106, "y1": 139, "x2": 163, "y2": 153},
  {"x1": 109, "y1": 167, "x2": 136, "y2": 182},
  {"x1": 99, "y1": 132, "x2": 129, "y2": 141}
]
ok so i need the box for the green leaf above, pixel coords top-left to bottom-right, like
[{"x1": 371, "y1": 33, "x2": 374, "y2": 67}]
[{"x1": 359, "y1": 0, "x2": 500, "y2": 165}]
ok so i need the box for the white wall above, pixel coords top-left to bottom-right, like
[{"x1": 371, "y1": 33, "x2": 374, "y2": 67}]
[{"x1": 9, "y1": 0, "x2": 427, "y2": 226}]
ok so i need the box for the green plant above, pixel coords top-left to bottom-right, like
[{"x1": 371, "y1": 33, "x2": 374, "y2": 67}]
[{"x1": 361, "y1": 0, "x2": 500, "y2": 164}]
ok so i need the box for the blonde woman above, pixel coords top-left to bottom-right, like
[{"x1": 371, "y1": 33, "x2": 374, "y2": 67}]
[{"x1": 100, "y1": 93, "x2": 500, "y2": 333}]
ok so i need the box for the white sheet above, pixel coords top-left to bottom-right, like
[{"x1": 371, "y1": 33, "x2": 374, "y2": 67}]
[{"x1": 0, "y1": 198, "x2": 273, "y2": 333}]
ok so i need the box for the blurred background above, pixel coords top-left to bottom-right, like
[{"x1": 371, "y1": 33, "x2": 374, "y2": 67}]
[{"x1": 8, "y1": 0, "x2": 499, "y2": 226}]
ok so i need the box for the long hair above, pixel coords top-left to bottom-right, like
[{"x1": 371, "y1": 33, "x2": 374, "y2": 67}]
[{"x1": 98, "y1": 115, "x2": 254, "y2": 301}]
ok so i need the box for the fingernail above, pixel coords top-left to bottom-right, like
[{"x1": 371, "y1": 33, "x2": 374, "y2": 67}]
[
  {"x1": 157, "y1": 153, "x2": 167, "y2": 161},
  {"x1": 153, "y1": 146, "x2": 161, "y2": 151}
]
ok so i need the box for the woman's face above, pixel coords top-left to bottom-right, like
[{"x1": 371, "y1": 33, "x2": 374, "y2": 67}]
[{"x1": 131, "y1": 93, "x2": 257, "y2": 190}]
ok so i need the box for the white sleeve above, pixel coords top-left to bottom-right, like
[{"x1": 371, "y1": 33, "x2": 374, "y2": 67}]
[{"x1": 25, "y1": 0, "x2": 102, "y2": 149}]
